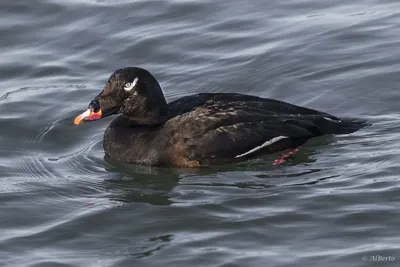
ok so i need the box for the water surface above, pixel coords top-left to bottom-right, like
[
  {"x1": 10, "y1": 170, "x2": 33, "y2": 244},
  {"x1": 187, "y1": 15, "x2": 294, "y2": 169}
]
[{"x1": 1, "y1": 0, "x2": 400, "y2": 266}]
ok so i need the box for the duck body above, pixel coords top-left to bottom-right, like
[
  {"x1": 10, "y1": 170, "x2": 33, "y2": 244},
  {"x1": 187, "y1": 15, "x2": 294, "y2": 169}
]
[
  {"x1": 101, "y1": 91, "x2": 366, "y2": 167},
  {"x1": 74, "y1": 67, "x2": 366, "y2": 167}
]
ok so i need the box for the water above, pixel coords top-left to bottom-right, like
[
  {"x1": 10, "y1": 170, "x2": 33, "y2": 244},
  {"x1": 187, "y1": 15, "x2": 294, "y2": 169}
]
[{"x1": 1, "y1": 0, "x2": 400, "y2": 266}]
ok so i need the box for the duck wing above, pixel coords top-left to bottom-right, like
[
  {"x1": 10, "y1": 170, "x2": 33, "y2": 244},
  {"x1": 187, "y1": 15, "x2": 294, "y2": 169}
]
[
  {"x1": 168, "y1": 93, "x2": 337, "y2": 119},
  {"x1": 166, "y1": 93, "x2": 366, "y2": 163}
]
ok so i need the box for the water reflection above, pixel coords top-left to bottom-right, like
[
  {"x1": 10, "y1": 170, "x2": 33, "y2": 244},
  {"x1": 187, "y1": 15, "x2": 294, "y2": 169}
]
[
  {"x1": 102, "y1": 160, "x2": 181, "y2": 205},
  {"x1": 99, "y1": 137, "x2": 330, "y2": 206}
]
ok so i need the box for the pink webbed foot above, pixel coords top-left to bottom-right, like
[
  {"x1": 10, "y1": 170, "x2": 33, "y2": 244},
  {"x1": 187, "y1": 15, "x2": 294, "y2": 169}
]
[{"x1": 273, "y1": 147, "x2": 300, "y2": 166}]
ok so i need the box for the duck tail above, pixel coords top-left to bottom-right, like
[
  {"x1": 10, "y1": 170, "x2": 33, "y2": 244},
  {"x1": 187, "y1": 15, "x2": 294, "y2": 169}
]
[{"x1": 318, "y1": 117, "x2": 370, "y2": 135}]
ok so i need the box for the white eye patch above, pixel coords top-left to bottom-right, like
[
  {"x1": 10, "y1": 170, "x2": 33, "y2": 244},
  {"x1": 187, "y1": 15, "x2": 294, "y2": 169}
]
[{"x1": 124, "y1": 77, "x2": 138, "y2": 91}]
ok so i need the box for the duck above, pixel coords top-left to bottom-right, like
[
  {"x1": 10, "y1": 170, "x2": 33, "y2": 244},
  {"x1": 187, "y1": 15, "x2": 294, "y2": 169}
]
[{"x1": 74, "y1": 67, "x2": 367, "y2": 167}]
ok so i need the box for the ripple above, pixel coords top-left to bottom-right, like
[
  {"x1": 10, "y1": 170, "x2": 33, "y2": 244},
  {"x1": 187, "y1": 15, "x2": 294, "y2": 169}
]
[{"x1": 1, "y1": 0, "x2": 400, "y2": 266}]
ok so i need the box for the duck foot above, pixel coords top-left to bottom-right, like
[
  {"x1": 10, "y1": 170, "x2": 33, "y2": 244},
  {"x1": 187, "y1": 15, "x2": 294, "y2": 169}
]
[
  {"x1": 273, "y1": 147, "x2": 300, "y2": 166},
  {"x1": 174, "y1": 157, "x2": 201, "y2": 168}
]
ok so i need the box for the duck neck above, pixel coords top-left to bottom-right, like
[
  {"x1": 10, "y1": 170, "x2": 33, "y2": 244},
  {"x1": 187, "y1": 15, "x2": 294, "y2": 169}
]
[
  {"x1": 127, "y1": 109, "x2": 168, "y2": 126},
  {"x1": 125, "y1": 96, "x2": 169, "y2": 126},
  {"x1": 122, "y1": 71, "x2": 170, "y2": 126}
]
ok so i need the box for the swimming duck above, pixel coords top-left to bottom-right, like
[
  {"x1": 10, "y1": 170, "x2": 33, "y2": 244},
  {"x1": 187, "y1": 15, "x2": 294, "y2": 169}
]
[{"x1": 74, "y1": 67, "x2": 366, "y2": 167}]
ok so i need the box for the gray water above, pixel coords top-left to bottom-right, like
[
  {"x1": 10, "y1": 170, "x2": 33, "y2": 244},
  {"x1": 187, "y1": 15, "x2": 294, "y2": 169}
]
[{"x1": 1, "y1": 0, "x2": 400, "y2": 266}]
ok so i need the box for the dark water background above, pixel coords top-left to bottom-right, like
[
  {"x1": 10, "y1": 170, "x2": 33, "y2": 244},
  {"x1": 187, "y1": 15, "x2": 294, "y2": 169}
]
[{"x1": 1, "y1": 0, "x2": 400, "y2": 266}]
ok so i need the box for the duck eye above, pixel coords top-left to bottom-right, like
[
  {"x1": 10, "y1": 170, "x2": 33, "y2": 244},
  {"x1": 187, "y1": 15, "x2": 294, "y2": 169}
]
[
  {"x1": 124, "y1": 77, "x2": 138, "y2": 91},
  {"x1": 124, "y1": 82, "x2": 132, "y2": 90}
]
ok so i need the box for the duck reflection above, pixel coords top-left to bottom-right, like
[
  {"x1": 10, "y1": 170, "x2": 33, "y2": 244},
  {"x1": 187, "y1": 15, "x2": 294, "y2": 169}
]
[{"x1": 99, "y1": 137, "x2": 329, "y2": 206}]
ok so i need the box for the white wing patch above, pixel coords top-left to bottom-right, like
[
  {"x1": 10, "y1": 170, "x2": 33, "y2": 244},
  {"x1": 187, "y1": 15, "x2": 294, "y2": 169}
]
[
  {"x1": 124, "y1": 77, "x2": 139, "y2": 91},
  {"x1": 235, "y1": 136, "x2": 288, "y2": 158},
  {"x1": 323, "y1": 116, "x2": 341, "y2": 122}
]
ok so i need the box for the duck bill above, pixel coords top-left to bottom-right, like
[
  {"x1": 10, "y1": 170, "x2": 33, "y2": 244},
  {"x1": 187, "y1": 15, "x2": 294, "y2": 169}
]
[{"x1": 74, "y1": 109, "x2": 102, "y2": 125}]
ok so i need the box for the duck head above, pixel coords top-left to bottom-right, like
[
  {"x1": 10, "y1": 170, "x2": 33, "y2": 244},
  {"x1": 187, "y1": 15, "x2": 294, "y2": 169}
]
[{"x1": 74, "y1": 67, "x2": 169, "y2": 125}]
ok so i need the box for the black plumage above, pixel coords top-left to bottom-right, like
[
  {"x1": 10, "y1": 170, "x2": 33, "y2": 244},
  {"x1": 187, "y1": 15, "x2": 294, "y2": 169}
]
[{"x1": 75, "y1": 67, "x2": 367, "y2": 167}]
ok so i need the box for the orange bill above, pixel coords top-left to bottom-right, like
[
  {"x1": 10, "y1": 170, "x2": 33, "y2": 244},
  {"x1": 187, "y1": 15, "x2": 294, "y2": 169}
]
[{"x1": 74, "y1": 109, "x2": 102, "y2": 125}]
